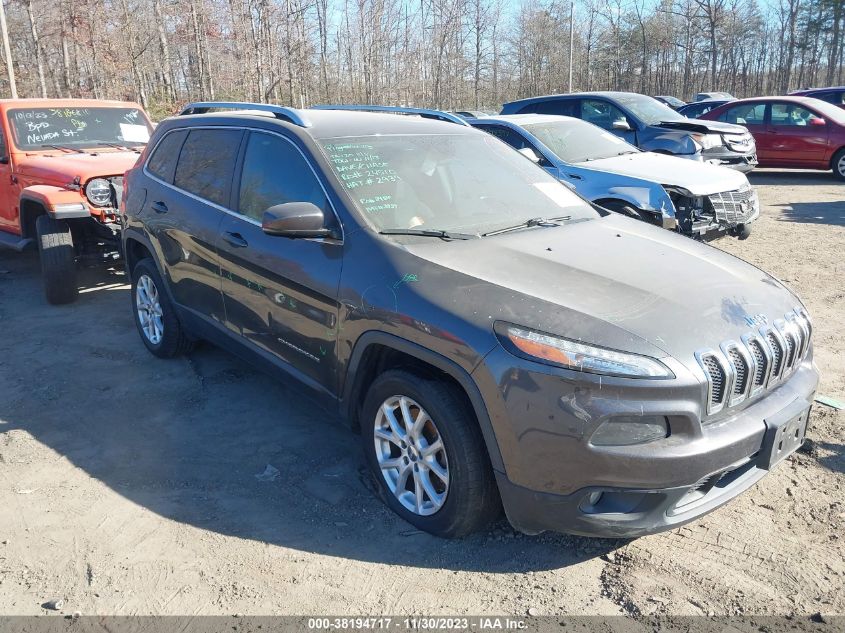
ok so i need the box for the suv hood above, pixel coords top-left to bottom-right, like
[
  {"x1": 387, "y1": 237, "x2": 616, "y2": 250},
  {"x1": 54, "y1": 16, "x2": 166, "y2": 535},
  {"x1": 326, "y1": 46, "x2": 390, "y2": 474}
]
[
  {"x1": 579, "y1": 152, "x2": 749, "y2": 196},
  {"x1": 406, "y1": 215, "x2": 800, "y2": 367},
  {"x1": 656, "y1": 119, "x2": 748, "y2": 136},
  {"x1": 13, "y1": 151, "x2": 141, "y2": 185}
]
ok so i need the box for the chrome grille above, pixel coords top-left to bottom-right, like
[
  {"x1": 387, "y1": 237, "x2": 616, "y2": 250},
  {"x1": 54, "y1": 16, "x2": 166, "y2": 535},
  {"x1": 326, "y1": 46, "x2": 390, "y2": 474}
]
[
  {"x1": 767, "y1": 331, "x2": 783, "y2": 378},
  {"x1": 696, "y1": 308, "x2": 812, "y2": 416},
  {"x1": 709, "y1": 187, "x2": 756, "y2": 224},
  {"x1": 728, "y1": 348, "x2": 747, "y2": 396},
  {"x1": 783, "y1": 328, "x2": 797, "y2": 369},
  {"x1": 747, "y1": 339, "x2": 767, "y2": 387},
  {"x1": 701, "y1": 354, "x2": 726, "y2": 408}
]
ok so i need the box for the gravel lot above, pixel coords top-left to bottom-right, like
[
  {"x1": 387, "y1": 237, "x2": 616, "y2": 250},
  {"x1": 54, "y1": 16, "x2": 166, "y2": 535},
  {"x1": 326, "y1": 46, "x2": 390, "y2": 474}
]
[{"x1": 0, "y1": 169, "x2": 842, "y2": 617}]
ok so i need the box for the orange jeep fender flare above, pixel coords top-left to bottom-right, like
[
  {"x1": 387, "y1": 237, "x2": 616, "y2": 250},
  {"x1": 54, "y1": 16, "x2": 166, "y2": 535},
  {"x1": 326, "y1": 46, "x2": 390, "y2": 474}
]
[{"x1": 20, "y1": 185, "x2": 90, "y2": 220}]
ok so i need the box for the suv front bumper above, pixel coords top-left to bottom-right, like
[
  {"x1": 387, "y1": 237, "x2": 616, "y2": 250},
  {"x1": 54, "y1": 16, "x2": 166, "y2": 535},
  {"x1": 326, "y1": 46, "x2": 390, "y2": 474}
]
[
  {"x1": 477, "y1": 348, "x2": 819, "y2": 537},
  {"x1": 699, "y1": 147, "x2": 758, "y2": 173}
]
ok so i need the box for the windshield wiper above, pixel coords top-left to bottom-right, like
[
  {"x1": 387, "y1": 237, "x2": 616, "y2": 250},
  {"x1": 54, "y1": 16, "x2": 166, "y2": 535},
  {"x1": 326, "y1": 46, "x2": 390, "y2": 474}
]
[
  {"x1": 94, "y1": 141, "x2": 138, "y2": 152},
  {"x1": 482, "y1": 216, "x2": 571, "y2": 237},
  {"x1": 40, "y1": 144, "x2": 85, "y2": 154},
  {"x1": 379, "y1": 228, "x2": 475, "y2": 240}
]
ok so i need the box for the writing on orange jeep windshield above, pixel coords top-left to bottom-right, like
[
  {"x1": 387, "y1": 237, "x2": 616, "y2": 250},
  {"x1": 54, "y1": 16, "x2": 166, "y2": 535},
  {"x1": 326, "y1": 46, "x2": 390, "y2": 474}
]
[{"x1": 7, "y1": 107, "x2": 152, "y2": 151}]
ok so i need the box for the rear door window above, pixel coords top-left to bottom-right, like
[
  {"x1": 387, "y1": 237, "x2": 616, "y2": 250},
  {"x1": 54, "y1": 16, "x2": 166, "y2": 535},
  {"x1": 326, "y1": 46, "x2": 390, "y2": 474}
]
[
  {"x1": 237, "y1": 132, "x2": 330, "y2": 223},
  {"x1": 174, "y1": 128, "x2": 243, "y2": 207},
  {"x1": 720, "y1": 103, "x2": 766, "y2": 125},
  {"x1": 146, "y1": 129, "x2": 188, "y2": 183}
]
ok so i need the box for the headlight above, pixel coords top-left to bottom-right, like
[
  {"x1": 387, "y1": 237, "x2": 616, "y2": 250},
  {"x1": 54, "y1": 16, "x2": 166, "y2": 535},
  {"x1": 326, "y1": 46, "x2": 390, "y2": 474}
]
[
  {"x1": 590, "y1": 415, "x2": 669, "y2": 446},
  {"x1": 496, "y1": 324, "x2": 675, "y2": 379},
  {"x1": 85, "y1": 178, "x2": 112, "y2": 206},
  {"x1": 692, "y1": 133, "x2": 722, "y2": 150}
]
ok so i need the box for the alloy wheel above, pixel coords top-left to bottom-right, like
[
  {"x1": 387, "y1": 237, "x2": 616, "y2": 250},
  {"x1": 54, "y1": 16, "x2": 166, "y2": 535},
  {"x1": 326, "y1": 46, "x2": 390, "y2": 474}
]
[
  {"x1": 373, "y1": 395, "x2": 449, "y2": 516},
  {"x1": 136, "y1": 274, "x2": 164, "y2": 345}
]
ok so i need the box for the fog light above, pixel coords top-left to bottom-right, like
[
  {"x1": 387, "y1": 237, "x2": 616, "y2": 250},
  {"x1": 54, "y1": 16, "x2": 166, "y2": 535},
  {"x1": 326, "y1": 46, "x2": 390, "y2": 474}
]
[{"x1": 590, "y1": 415, "x2": 669, "y2": 446}]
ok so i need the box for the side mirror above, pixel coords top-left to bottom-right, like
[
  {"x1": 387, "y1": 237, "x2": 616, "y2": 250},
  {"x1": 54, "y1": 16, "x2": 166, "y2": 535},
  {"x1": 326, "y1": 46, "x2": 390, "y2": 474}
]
[
  {"x1": 0, "y1": 156, "x2": 8, "y2": 165},
  {"x1": 261, "y1": 202, "x2": 334, "y2": 239},
  {"x1": 612, "y1": 119, "x2": 632, "y2": 131},
  {"x1": 810, "y1": 117, "x2": 826, "y2": 126},
  {"x1": 517, "y1": 147, "x2": 541, "y2": 163}
]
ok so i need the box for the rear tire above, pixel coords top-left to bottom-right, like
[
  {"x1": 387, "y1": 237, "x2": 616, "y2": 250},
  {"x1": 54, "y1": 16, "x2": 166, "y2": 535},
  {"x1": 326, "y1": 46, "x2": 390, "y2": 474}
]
[
  {"x1": 36, "y1": 214, "x2": 78, "y2": 305},
  {"x1": 131, "y1": 258, "x2": 193, "y2": 358},
  {"x1": 832, "y1": 148, "x2": 845, "y2": 181},
  {"x1": 361, "y1": 369, "x2": 500, "y2": 538}
]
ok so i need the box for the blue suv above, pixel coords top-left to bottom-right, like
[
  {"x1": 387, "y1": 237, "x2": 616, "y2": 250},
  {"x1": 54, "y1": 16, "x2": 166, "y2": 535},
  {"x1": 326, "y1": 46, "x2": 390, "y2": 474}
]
[{"x1": 502, "y1": 92, "x2": 757, "y2": 172}]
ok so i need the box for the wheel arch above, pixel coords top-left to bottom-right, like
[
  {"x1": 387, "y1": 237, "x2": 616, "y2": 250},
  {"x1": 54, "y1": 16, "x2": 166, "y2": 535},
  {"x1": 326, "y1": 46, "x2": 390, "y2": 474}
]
[
  {"x1": 341, "y1": 331, "x2": 505, "y2": 472},
  {"x1": 18, "y1": 197, "x2": 47, "y2": 239},
  {"x1": 830, "y1": 146, "x2": 845, "y2": 173},
  {"x1": 123, "y1": 234, "x2": 156, "y2": 277}
]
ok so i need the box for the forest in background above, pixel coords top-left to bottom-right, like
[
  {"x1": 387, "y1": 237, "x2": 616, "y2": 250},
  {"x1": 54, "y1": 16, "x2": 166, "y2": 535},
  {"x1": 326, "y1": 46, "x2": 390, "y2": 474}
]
[{"x1": 1, "y1": 0, "x2": 843, "y2": 118}]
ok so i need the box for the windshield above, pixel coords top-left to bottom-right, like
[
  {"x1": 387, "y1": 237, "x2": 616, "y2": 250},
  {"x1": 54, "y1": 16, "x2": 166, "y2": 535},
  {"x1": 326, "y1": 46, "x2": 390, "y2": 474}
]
[
  {"x1": 319, "y1": 133, "x2": 597, "y2": 236},
  {"x1": 8, "y1": 107, "x2": 152, "y2": 151},
  {"x1": 615, "y1": 94, "x2": 685, "y2": 125},
  {"x1": 523, "y1": 119, "x2": 639, "y2": 164}
]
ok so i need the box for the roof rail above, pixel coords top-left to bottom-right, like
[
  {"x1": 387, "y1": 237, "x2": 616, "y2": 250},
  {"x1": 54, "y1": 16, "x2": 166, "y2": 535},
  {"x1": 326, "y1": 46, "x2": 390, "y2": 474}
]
[
  {"x1": 179, "y1": 102, "x2": 312, "y2": 128},
  {"x1": 310, "y1": 104, "x2": 469, "y2": 126}
]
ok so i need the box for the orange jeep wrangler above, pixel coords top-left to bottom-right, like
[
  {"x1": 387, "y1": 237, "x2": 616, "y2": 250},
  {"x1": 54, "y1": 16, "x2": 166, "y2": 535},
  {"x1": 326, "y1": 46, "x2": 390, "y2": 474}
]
[{"x1": 0, "y1": 99, "x2": 153, "y2": 304}]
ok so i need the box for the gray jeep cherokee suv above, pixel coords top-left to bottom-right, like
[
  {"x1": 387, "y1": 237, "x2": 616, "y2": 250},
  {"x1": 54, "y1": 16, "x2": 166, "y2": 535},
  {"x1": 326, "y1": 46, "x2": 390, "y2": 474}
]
[{"x1": 121, "y1": 102, "x2": 818, "y2": 538}]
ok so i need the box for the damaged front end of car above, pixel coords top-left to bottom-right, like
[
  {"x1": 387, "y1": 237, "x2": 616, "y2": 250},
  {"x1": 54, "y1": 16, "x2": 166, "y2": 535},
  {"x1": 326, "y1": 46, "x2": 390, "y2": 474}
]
[{"x1": 664, "y1": 184, "x2": 759, "y2": 241}]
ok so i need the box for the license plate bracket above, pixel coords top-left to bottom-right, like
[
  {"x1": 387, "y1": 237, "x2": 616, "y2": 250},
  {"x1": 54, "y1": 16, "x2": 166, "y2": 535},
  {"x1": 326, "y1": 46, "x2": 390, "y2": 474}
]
[{"x1": 759, "y1": 403, "x2": 811, "y2": 470}]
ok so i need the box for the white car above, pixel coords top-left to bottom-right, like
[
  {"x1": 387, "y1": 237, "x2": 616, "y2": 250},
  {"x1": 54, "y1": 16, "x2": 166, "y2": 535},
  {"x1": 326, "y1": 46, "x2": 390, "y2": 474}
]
[{"x1": 470, "y1": 114, "x2": 759, "y2": 241}]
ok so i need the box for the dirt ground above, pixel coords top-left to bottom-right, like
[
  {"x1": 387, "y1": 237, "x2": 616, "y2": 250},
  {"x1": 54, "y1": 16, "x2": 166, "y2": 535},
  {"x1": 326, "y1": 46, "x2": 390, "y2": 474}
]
[{"x1": 0, "y1": 169, "x2": 842, "y2": 618}]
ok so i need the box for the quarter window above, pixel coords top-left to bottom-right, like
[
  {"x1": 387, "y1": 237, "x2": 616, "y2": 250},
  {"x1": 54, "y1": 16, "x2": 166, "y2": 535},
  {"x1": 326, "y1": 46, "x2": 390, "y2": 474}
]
[
  {"x1": 237, "y1": 132, "x2": 329, "y2": 222},
  {"x1": 173, "y1": 129, "x2": 243, "y2": 206},
  {"x1": 146, "y1": 129, "x2": 188, "y2": 183},
  {"x1": 770, "y1": 103, "x2": 823, "y2": 127},
  {"x1": 720, "y1": 104, "x2": 765, "y2": 125}
]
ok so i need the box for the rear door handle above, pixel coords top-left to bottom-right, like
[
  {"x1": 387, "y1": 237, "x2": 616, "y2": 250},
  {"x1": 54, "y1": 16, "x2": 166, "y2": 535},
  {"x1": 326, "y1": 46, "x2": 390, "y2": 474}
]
[
  {"x1": 151, "y1": 201, "x2": 168, "y2": 214},
  {"x1": 223, "y1": 231, "x2": 248, "y2": 248}
]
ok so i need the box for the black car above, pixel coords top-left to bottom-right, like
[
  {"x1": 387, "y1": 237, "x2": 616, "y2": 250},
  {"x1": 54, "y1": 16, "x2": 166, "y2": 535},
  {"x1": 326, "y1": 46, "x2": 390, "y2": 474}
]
[
  {"x1": 121, "y1": 101, "x2": 817, "y2": 539},
  {"x1": 678, "y1": 99, "x2": 733, "y2": 119},
  {"x1": 653, "y1": 95, "x2": 686, "y2": 110},
  {"x1": 501, "y1": 92, "x2": 757, "y2": 172},
  {"x1": 790, "y1": 86, "x2": 845, "y2": 109}
]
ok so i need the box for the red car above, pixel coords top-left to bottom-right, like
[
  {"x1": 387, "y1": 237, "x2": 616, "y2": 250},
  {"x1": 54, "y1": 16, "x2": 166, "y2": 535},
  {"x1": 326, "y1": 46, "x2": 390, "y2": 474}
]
[{"x1": 701, "y1": 96, "x2": 845, "y2": 179}]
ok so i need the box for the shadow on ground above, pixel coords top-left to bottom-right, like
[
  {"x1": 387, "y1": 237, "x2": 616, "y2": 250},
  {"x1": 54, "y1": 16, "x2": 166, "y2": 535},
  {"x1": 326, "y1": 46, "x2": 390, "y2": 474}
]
[
  {"x1": 748, "y1": 169, "x2": 836, "y2": 187},
  {"x1": 813, "y1": 441, "x2": 845, "y2": 475},
  {"x1": 772, "y1": 200, "x2": 845, "y2": 227},
  {"x1": 0, "y1": 251, "x2": 624, "y2": 573}
]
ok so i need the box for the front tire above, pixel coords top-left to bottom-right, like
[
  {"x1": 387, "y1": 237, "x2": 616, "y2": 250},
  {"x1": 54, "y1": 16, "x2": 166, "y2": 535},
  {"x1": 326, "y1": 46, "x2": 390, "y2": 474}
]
[
  {"x1": 361, "y1": 370, "x2": 500, "y2": 538},
  {"x1": 131, "y1": 258, "x2": 193, "y2": 358},
  {"x1": 36, "y1": 214, "x2": 78, "y2": 305},
  {"x1": 832, "y1": 148, "x2": 845, "y2": 181}
]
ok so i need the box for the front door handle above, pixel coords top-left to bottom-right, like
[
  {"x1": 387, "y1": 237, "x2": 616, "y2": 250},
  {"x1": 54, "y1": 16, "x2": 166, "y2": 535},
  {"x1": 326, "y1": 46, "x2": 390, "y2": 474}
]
[
  {"x1": 151, "y1": 201, "x2": 168, "y2": 214},
  {"x1": 223, "y1": 231, "x2": 248, "y2": 248}
]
